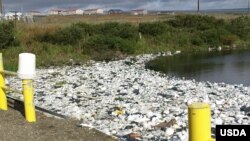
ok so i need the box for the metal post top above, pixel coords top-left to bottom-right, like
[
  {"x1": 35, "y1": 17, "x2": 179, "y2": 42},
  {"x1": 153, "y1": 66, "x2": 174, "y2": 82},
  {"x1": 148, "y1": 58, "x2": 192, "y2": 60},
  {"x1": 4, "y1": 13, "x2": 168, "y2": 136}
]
[{"x1": 188, "y1": 102, "x2": 210, "y2": 109}]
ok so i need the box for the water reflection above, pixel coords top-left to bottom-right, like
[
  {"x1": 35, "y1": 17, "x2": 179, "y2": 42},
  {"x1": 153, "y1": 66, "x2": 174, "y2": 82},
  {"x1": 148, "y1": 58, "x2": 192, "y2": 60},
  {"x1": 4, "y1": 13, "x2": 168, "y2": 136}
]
[{"x1": 146, "y1": 50, "x2": 250, "y2": 86}]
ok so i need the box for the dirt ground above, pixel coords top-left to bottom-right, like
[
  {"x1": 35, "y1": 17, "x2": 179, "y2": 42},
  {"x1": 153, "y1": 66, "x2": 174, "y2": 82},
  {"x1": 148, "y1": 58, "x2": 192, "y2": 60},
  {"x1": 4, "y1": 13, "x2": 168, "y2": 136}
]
[{"x1": 0, "y1": 107, "x2": 117, "y2": 141}]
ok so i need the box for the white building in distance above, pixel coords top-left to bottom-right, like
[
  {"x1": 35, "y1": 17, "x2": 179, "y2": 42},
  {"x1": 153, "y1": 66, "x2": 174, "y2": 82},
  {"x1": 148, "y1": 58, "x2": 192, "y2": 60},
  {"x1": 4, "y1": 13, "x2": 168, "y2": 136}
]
[
  {"x1": 5, "y1": 12, "x2": 22, "y2": 20},
  {"x1": 48, "y1": 9, "x2": 63, "y2": 15},
  {"x1": 76, "y1": 9, "x2": 84, "y2": 15},
  {"x1": 62, "y1": 9, "x2": 84, "y2": 15},
  {"x1": 131, "y1": 9, "x2": 148, "y2": 15},
  {"x1": 48, "y1": 9, "x2": 84, "y2": 15},
  {"x1": 84, "y1": 8, "x2": 104, "y2": 15},
  {"x1": 25, "y1": 11, "x2": 42, "y2": 16}
]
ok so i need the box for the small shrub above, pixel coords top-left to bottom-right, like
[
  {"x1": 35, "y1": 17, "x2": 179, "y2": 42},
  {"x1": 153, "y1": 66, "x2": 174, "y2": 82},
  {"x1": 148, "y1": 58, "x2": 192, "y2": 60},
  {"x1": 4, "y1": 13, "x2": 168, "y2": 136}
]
[
  {"x1": 52, "y1": 25, "x2": 85, "y2": 45},
  {"x1": 36, "y1": 22, "x2": 138, "y2": 46},
  {"x1": 73, "y1": 23, "x2": 96, "y2": 35},
  {"x1": 84, "y1": 35, "x2": 137, "y2": 54},
  {"x1": 168, "y1": 15, "x2": 218, "y2": 30},
  {"x1": 139, "y1": 22, "x2": 168, "y2": 36},
  {"x1": 222, "y1": 35, "x2": 238, "y2": 45},
  {"x1": 175, "y1": 33, "x2": 190, "y2": 47},
  {"x1": 36, "y1": 23, "x2": 90, "y2": 45},
  {"x1": 0, "y1": 21, "x2": 19, "y2": 48},
  {"x1": 230, "y1": 16, "x2": 250, "y2": 40},
  {"x1": 200, "y1": 29, "x2": 220, "y2": 46},
  {"x1": 97, "y1": 22, "x2": 138, "y2": 39},
  {"x1": 191, "y1": 35, "x2": 204, "y2": 46}
]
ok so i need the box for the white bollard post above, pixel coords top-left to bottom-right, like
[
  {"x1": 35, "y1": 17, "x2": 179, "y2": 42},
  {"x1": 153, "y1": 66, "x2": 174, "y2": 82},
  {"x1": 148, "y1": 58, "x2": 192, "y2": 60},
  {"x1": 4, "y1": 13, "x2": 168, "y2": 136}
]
[{"x1": 18, "y1": 53, "x2": 36, "y2": 79}]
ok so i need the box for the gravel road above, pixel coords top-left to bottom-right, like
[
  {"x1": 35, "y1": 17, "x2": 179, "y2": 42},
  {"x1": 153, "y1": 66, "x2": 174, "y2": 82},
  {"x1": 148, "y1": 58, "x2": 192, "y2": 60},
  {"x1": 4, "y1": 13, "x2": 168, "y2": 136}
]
[{"x1": 0, "y1": 107, "x2": 117, "y2": 141}]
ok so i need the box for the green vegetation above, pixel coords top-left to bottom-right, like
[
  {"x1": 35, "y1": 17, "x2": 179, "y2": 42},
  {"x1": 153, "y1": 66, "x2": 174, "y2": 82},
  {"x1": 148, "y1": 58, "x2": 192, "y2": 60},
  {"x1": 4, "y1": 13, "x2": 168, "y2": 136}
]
[
  {"x1": 114, "y1": 97, "x2": 125, "y2": 101},
  {"x1": 1, "y1": 15, "x2": 250, "y2": 70},
  {"x1": 0, "y1": 21, "x2": 19, "y2": 48},
  {"x1": 54, "y1": 81, "x2": 67, "y2": 88}
]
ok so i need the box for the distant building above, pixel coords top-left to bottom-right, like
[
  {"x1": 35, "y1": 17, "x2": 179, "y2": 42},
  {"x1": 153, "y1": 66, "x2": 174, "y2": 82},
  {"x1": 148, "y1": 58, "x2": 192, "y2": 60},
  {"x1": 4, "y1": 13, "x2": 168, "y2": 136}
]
[
  {"x1": 84, "y1": 8, "x2": 104, "y2": 15},
  {"x1": 76, "y1": 9, "x2": 84, "y2": 15},
  {"x1": 48, "y1": 9, "x2": 63, "y2": 15},
  {"x1": 108, "y1": 9, "x2": 123, "y2": 14},
  {"x1": 4, "y1": 12, "x2": 14, "y2": 20},
  {"x1": 5, "y1": 12, "x2": 22, "y2": 20},
  {"x1": 26, "y1": 11, "x2": 42, "y2": 16},
  {"x1": 62, "y1": 9, "x2": 84, "y2": 15},
  {"x1": 16, "y1": 12, "x2": 22, "y2": 20},
  {"x1": 62, "y1": 9, "x2": 73, "y2": 15},
  {"x1": 131, "y1": 9, "x2": 148, "y2": 15}
]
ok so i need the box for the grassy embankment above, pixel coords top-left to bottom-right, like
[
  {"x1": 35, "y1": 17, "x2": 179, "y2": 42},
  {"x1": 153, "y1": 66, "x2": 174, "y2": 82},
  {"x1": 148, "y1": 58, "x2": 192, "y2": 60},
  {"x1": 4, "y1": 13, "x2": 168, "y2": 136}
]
[{"x1": 1, "y1": 14, "x2": 250, "y2": 71}]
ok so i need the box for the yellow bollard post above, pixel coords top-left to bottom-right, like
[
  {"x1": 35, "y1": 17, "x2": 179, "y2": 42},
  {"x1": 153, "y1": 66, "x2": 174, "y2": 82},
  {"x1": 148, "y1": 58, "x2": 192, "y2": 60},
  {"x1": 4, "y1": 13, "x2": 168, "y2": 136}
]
[
  {"x1": 22, "y1": 79, "x2": 36, "y2": 122},
  {"x1": 0, "y1": 53, "x2": 7, "y2": 110},
  {"x1": 188, "y1": 102, "x2": 214, "y2": 141}
]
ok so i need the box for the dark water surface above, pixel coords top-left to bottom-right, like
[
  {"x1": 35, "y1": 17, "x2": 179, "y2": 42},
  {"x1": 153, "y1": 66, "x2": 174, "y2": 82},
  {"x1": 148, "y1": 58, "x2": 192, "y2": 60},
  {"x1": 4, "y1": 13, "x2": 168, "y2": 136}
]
[{"x1": 146, "y1": 50, "x2": 250, "y2": 86}]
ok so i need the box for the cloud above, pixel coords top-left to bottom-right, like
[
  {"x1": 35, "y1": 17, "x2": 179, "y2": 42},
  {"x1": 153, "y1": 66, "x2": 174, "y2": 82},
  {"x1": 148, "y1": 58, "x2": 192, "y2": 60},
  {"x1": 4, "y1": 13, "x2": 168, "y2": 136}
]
[{"x1": 2, "y1": 0, "x2": 249, "y2": 12}]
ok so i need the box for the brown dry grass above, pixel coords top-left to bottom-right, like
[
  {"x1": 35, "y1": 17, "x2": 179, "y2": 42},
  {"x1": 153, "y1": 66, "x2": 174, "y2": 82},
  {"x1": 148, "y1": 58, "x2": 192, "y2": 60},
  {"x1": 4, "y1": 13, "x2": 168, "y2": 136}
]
[
  {"x1": 206, "y1": 13, "x2": 250, "y2": 20},
  {"x1": 33, "y1": 14, "x2": 172, "y2": 25},
  {"x1": 17, "y1": 23, "x2": 60, "y2": 46}
]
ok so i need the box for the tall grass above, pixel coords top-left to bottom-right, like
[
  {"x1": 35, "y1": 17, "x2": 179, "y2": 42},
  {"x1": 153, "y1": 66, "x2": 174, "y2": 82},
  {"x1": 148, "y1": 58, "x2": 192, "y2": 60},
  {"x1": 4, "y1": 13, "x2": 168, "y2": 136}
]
[
  {"x1": 2, "y1": 43, "x2": 88, "y2": 71},
  {"x1": 2, "y1": 14, "x2": 250, "y2": 70}
]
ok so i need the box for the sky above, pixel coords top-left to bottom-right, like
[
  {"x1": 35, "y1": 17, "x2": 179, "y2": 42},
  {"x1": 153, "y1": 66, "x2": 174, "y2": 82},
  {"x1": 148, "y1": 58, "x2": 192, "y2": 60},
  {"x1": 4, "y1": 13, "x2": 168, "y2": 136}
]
[{"x1": 2, "y1": 0, "x2": 250, "y2": 12}]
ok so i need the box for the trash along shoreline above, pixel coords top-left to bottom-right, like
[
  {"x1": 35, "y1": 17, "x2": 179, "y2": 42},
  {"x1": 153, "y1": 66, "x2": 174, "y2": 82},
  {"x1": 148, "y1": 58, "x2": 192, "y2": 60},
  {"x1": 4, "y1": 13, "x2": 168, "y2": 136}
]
[{"x1": 7, "y1": 52, "x2": 250, "y2": 141}]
